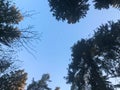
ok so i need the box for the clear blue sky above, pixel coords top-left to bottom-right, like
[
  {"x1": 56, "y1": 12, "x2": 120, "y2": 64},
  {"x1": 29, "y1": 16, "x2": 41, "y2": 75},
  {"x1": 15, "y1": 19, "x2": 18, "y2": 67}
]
[{"x1": 14, "y1": 0, "x2": 120, "y2": 90}]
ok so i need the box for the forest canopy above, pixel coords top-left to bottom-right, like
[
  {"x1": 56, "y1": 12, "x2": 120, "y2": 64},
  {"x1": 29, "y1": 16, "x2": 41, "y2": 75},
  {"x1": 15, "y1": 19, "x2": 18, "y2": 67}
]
[{"x1": 48, "y1": 0, "x2": 120, "y2": 24}]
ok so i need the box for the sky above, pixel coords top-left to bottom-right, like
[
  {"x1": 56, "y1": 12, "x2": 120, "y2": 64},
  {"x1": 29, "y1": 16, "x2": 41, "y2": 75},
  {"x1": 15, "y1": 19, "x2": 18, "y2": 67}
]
[{"x1": 13, "y1": 0, "x2": 120, "y2": 90}]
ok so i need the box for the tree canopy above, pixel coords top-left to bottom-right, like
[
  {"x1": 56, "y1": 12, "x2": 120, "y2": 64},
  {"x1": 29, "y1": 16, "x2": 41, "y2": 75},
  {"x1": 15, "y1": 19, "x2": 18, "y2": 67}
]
[
  {"x1": 0, "y1": 70, "x2": 27, "y2": 90},
  {"x1": 48, "y1": 0, "x2": 89, "y2": 24},
  {"x1": 0, "y1": 0, "x2": 23, "y2": 46},
  {"x1": 66, "y1": 20, "x2": 120, "y2": 90},
  {"x1": 0, "y1": 0, "x2": 33, "y2": 90},
  {"x1": 48, "y1": 0, "x2": 120, "y2": 24},
  {"x1": 93, "y1": 0, "x2": 120, "y2": 9},
  {"x1": 27, "y1": 74, "x2": 51, "y2": 90},
  {"x1": 1, "y1": 0, "x2": 120, "y2": 90}
]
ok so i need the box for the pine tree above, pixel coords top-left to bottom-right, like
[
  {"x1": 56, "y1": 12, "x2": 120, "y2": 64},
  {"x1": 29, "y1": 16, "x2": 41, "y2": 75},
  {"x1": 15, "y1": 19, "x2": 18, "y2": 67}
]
[
  {"x1": 93, "y1": 0, "x2": 120, "y2": 9},
  {"x1": 27, "y1": 74, "x2": 51, "y2": 90},
  {"x1": 93, "y1": 0, "x2": 113, "y2": 9},
  {"x1": 48, "y1": 0, "x2": 89, "y2": 24},
  {"x1": 0, "y1": 69, "x2": 27, "y2": 90},
  {"x1": 48, "y1": 0, "x2": 120, "y2": 24},
  {"x1": 66, "y1": 20, "x2": 120, "y2": 90},
  {"x1": 66, "y1": 39, "x2": 113, "y2": 90},
  {"x1": 0, "y1": 0, "x2": 33, "y2": 90},
  {"x1": 0, "y1": 0, "x2": 23, "y2": 46}
]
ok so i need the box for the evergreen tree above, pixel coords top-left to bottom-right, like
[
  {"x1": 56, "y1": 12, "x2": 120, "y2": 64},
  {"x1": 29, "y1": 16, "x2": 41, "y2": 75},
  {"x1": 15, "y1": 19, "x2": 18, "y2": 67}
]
[
  {"x1": 93, "y1": 0, "x2": 120, "y2": 9},
  {"x1": 48, "y1": 0, "x2": 89, "y2": 24},
  {"x1": 0, "y1": 0, "x2": 23, "y2": 46},
  {"x1": 0, "y1": 69, "x2": 27, "y2": 90},
  {"x1": 66, "y1": 39, "x2": 113, "y2": 90},
  {"x1": 0, "y1": 0, "x2": 34, "y2": 90},
  {"x1": 0, "y1": 49, "x2": 27, "y2": 90},
  {"x1": 93, "y1": 0, "x2": 113, "y2": 9},
  {"x1": 27, "y1": 74, "x2": 51, "y2": 90},
  {"x1": 66, "y1": 20, "x2": 120, "y2": 90},
  {"x1": 93, "y1": 20, "x2": 120, "y2": 79},
  {"x1": 48, "y1": 0, "x2": 120, "y2": 24}
]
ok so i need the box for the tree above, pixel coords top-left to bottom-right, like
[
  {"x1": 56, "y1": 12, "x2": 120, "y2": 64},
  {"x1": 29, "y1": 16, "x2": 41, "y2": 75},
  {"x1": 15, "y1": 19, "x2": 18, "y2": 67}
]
[
  {"x1": 0, "y1": 0, "x2": 36, "y2": 90},
  {"x1": 93, "y1": 0, "x2": 120, "y2": 9},
  {"x1": 48, "y1": 0, "x2": 120, "y2": 24},
  {"x1": 66, "y1": 20, "x2": 120, "y2": 90},
  {"x1": 0, "y1": 0, "x2": 23, "y2": 46},
  {"x1": 0, "y1": 69, "x2": 27, "y2": 90},
  {"x1": 0, "y1": 0, "x2": 36, "y2": 48},
  {"x1": 0, "y1": 48, "x2": 27, "y2": 90},
  {"x1": 48, "y1": 0, "x2": 89, "y2": 24},
  {"x1": 66, "y1": 39, "x2": 113, "y2": 90},
  {"x1": 93, "y1": 0, "x2": 113, "y2": 9},
  {"x1": 27, "y1": 74, "x2": 51, "y2": 90}
]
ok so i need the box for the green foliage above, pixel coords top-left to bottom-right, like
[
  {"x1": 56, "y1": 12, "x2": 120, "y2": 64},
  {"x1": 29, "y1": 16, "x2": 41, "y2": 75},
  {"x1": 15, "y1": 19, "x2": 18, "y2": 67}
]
[
  {"x1": 66, "y1": 20, "x2": 120, "y2": 90},
  {"x1": 0, "y1": 1, "x2": 31, "y2": 90},
  {"x1": 48, "y1": 0, "x2": 120, "y2": 24},
  {"x1": 93, "y1": 0, "x2": 120, "y2": 9},
  {"x1": 0, "y1": 46, "x2": 16, "y2": 74},
  {"x1": 0, "y1": 0, "x2": 23, "y2": 24},
  {"x1": 93, "y1": 21, "x2": 120, "y2": 77},
  {"x1": 93, "y1": 0, "x2": 113, "y2": 9},
  {"x1": 48, "y1": 0, "x2": 89, "y2": 24},
  {"x1": 0, "y1": 58, "x2": 13, "y2": 73},
  {"x1": 0, "y1": 49, "x2": 27, "y2": 90},
  {"x1": 0, "y1": 70, "x2": 27, "y2": 90},
  {"x1": 0, "y1": 0, "x2": 23, "y2": 46},
  {"x1": 67, "y1": 39, "x2": 113, "y2": 90},
  {"x1": 27, "y1": 74, "x2": 51, "y2": 90}
]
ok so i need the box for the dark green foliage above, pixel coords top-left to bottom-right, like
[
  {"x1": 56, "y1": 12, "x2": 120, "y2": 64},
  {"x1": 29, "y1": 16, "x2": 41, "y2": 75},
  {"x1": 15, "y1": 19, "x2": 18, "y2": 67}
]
[
  {"x1": 66, "y1": 21, "x2": 120, "y2": 90},
  {"x1": 0, "y1": 47, "x2": 15, "y2": 74},
  {"x1": 93, "y1": 0, "x2": 113, "y2": 9},
  {"x1": 27, "y1": 74, "x2": 51, "y2": 90},
  {"x1": 67, "y1": 39, "x2": 113, "y2": 90},
  {"x1": 93, "y1": 21, "x2": 120, "y2": 77},
  {"x1": 48, "y1": 0, "x2": 89, "y2": 24},
  {"x1": 0, "y1": 0, "x2": 23, "y2": 46},
  {"x1": 0, "y1": 58, "x2": 12, "y2": 73},
  {"x1": 0, "y1": 0, "x2": 23, "y2": 24},
  {"x1": 93, "y1": 0, "x2": 120, "y2": 9},
  {"x1": 0, "y1": 70, "x2": 27, "y2": 90},
  {"x1": 48, "y1": 0, "x2": 120, "y2": 24},
  {"x1": 0, "y1": 1, "x2": 30, "y2": 90},
  {"x1": 0, "y1": 49, "x2": 27, "y2": 90},
  {"x1": 0, "y1": 24, "x2": 21, "y2": 46}
]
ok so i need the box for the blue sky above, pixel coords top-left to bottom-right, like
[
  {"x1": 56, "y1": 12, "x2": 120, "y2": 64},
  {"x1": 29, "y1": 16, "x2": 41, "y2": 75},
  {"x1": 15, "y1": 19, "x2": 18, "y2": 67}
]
[{"x1": 14, "y1": 0, "x2": 120, "y2": 90}]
